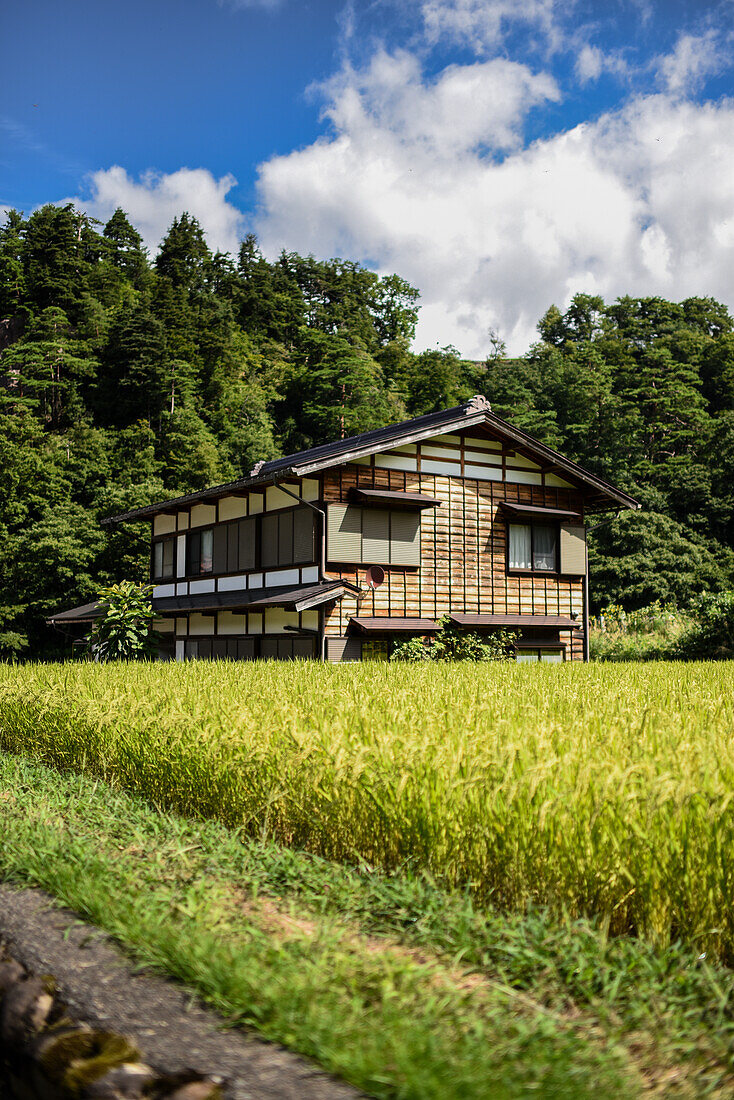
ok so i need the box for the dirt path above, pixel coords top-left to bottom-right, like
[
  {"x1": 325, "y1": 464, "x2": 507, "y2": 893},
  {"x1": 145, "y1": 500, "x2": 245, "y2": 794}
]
[{"x1": 0, "y1": 883, "x2": 362, "y2": 1100}]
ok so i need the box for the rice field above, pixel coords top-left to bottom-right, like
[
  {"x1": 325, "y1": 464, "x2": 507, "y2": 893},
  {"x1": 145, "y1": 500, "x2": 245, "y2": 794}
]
[{"x1": 1, "y1": 660, "x2": 733, "y2": 958}]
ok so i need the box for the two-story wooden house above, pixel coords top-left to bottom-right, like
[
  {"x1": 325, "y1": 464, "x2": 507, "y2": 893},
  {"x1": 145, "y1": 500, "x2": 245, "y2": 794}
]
[{"x1": 49, "y1": 397, "x2": 639, "y2": 661}]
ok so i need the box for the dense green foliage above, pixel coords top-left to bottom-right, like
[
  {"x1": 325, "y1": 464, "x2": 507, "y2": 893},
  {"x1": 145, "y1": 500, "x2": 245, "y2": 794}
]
[
  {"x1": 590, "y1": 593, "x2": 734, "y2": 661},
  {"x1": 391, "y1": 615, "x2": 517, "y2": 660},
  {"x1": 485, "y1": 295, "x2": 734, "y2": 609},
  {"x1": 2, "y1": 661, "x2": 733, "y2": 961},
  {"x1": 1, "y1": 205, "x2": 732, "y2": 654},
  {"x1": 4, "y1": 750, "x2": 734, "y2": 1096},
  {"x1": 88, "y1": 580, "x2": 155, "y2": 661}
]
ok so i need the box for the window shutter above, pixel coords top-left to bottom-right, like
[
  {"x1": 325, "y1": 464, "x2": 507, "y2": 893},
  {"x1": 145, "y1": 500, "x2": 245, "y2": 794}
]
[
  {"x1": 227, "y1": 523, "x2": 239, "y2": 572},
  {"x1": 326, "y1": 636, "x2": 362, "y2": 662},
  {"x1": 236, "y1": 638, "x2": 255, "y2": 660},
  {"x1": 293, "y1": 637, "x2": 316, "y2": 659},
  {"x1": 362, "y1": 508, "x2": 390, "y2": 564},
  {"x1": 238, "y1": 517, "x2": 257, "y2": 571},
  {"x1": 389, "y1": 511, "x2": 421, "y2": 565},
  {"x1": 327, "y1": 504, "x2": 362, "y2": 563},
  {"x1": 293, "y1": 507, "x2": 315, "y2": 563},
  {"x1": 261, "y1": 514, "x2": 278, "y2": 568},
  {"x1": 278, "y1": 510, "x2": 294, "y2": 565},
  {"x1": 213, "y1": 526, "x2": 228, "y2": 574},
  {"x1": 187, "y1": 531, "x2": 201, "y2": 575},
  {"x1": 560, "y1": 525, "x2": 587, "y2": 574}
]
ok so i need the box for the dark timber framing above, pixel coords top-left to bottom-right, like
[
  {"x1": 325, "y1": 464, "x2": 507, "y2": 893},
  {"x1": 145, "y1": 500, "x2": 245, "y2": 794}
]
[{"x1": 49, "y1": 396, "x2": 639, "y2": 662}]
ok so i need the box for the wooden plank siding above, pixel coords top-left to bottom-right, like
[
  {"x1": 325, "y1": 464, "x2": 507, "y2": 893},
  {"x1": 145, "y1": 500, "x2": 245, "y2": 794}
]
[{"x1": 322, "y1": 429, "x2": 586, "y2": 660}]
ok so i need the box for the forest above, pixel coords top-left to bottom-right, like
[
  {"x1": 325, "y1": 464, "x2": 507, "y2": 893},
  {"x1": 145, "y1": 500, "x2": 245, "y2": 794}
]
[{"x1": 0, "y1": 202, "x2": 732, "y2": 656}]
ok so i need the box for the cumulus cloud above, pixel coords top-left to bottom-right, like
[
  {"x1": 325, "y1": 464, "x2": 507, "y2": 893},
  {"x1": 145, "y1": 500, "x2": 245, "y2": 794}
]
[
  {"x1": 419, "y1": 0, "x2": 563, "y2": 54},
  {"x1": 575, "y1": 44, "x2": 628, "y2": 85},
  {"x1": 320, "y1": 51, "x2": 560, "y2": 156},
  {"x1": 69, "y1": 166, "x2": 245, "y2": 254},
  {"x1": 656, "y1": 30, "x2": 727, "y2": 95},
  {"x1": 254, "y1": 47, "x2": 734, "y2": 357}
]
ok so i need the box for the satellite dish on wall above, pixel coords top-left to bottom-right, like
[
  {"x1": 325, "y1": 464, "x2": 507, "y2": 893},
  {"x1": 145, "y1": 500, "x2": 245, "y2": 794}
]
[{"x1": 365, "y1": 565, "x2": 385, "y2": 589}]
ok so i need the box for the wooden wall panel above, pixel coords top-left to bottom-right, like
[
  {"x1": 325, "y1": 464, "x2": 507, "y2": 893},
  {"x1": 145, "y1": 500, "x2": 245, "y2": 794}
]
[{"x1": 321, "y1": 433, "x2": 587, "y2": 658}]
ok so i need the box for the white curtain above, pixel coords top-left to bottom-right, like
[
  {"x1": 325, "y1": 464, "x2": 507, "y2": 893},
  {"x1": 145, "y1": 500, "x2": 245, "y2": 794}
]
[
  {"x1": 509, "y1": 524, "x2": 532, "y2": 569},
  {"x1": 533, "y1": 525, "x2": 556, "y2": 571},
  {"x1": 200, "y1": 529, "x2": 214, "y2": 573}
]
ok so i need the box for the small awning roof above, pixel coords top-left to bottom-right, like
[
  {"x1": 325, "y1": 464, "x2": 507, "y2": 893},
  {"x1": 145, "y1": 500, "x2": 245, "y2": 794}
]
[
  {"x1": 47, "y1": 601, "x2": 104, "y2": 625},
  {"x1": 349, "y1": 616, "x2": 440, "y2": 634},
  {"x1": 153, "y1": 580, "x2": 357, "y2": 616},
  {"x1": 501, "y1": 502, "x2": 582, "y2": 522},
  {"x1": 349, "y1": 488, "x2": 442, "y2": 509},
  {"x1": 450, "y1": 613, "x2": 581, "y2": 630}
]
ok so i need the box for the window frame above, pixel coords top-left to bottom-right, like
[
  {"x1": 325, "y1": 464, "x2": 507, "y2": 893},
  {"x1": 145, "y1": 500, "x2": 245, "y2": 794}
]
[
  {"x1": 506, "y1": 520, "x2": 560, "y2": 575},
  {"x1": 150, "y1": 535, "x2": 176, "y2": 581},
  {"x1": 183, "y1": 505, "x2": 318, "y2": 580},
  {"x1": 514, "y1": 645, "x2": 566, "y2": 663},
  {"x1": 327, "y1": 503, "x2": 421, "y2": 568}
]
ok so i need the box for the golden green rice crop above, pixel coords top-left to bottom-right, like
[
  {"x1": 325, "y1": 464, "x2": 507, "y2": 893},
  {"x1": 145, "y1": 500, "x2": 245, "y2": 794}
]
[{"x1": 1, "y1": 661, "x2": 733, "y2": 958}]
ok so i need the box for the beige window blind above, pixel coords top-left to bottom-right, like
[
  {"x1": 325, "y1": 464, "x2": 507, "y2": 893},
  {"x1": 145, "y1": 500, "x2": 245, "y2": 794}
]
[
  {"x1": 327, "y1": 504, "x2": 421, "y2": 566},
  {"x1": 560, "y1": 525, "x2": 587, "y2": 574}
]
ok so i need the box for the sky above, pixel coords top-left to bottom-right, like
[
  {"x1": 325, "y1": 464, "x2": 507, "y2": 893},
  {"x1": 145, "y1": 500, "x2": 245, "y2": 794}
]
[{"x1": 2, "y1": 0, "x2": 733, "y2": 356}]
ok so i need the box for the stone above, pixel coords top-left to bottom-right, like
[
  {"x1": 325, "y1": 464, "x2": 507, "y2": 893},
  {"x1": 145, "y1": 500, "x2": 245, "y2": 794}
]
[
  {"x1": 0, "y1": 976, "x2": 55, "y2": 1047},
  {"x1": 82, "y1": 1061, "x2": 157, "y2": 1098},
  {"x1": 164, "y1": 1081, "x2": 224, "y2": 1100},
  {"x1": 0, "y1": 958, "x2": 26, "y2": 994}
]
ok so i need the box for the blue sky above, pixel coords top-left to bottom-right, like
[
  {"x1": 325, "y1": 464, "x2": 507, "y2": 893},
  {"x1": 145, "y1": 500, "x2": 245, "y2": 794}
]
[{"x1": 2, "y1": 0, "x2": 733, "y2": 354}]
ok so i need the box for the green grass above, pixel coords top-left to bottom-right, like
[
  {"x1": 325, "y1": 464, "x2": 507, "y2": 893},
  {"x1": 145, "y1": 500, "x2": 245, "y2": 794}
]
[
  {"x1": 3, "y1": 751, "x2": 734, "y2": 1098},
  {"x1": 1, "y1": 661, "x2": 733, "y2": 958}
]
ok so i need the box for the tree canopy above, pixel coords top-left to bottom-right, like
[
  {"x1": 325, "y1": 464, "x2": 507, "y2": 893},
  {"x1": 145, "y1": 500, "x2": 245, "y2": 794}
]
[{"x1": 0, "y1": 204, "x2": 732, "y2": 655}]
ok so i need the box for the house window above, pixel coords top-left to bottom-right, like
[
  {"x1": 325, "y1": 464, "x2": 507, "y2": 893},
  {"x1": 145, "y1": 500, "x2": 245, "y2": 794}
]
[
  {"x1": 187, "y1": 528, "x2": 214, "y2": 575},
  {"x1": 516, "y1": 647, "x2": 565, "y2": 663},
  {"x1": 508, "y1": 523, "x2": 557, "y2": 572},
  {"x1": 152, "y1": 537, "x2": 175, "y2": 580},
  {"x1": 260, "y1": 507, "x2": 315, "y2": 569},
  {"x1": 362, "y1": 640, "x2": 389, "y2": 661},
  {"x1": 327, "y1": 504, "x2": 420, "y2": 566}
]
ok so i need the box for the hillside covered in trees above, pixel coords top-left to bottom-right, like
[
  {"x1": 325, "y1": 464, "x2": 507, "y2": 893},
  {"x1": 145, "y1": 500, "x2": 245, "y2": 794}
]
[{"x1": 1, "y1": 203, "x2": 733, "y2": 656}]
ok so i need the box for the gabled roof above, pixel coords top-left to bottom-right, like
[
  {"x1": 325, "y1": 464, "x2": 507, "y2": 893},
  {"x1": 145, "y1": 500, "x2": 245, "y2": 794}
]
[{"x1": 104, "y1": 396, "x2": 640, "y2": 523}]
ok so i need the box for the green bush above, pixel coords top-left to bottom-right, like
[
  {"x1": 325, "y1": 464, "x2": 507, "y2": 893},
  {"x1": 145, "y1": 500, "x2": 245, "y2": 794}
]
[
  {"x1": 88, "y1": 581, "x2": 156, "y2": 662},
  {"x1": 391, "y1": 616, "x2": 516, "y2": 662},
  {"x1": 674, "y1": 591, "x2": 734, "y2": 660},
  {"x1": 590, "y1": 600, "x2": 688, "y2": 662}
]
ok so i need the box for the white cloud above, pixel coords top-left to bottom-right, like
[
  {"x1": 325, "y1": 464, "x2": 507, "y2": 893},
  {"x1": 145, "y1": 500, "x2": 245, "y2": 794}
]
[
  {"x1": 320, "y1": 51, "x2": 560, "y2": 156},
  {"x1": 575, "y1": 45, "x2": 603, "y2": 83},
  {"x1": 69, "y1": 166, "x2": 245, "y2": 255},
  {"x1": 656, "y1": 31, "x2": 726, "y2": 95},
  {"x1": 419, "y1": 0, "x2": 563, "y2": 54},
  {"x1": 575, "y1": 44, "x2": 628, "y2": 85},
  {"x1": 254, "y1": 47, "x2": 734, "y2": 357}
]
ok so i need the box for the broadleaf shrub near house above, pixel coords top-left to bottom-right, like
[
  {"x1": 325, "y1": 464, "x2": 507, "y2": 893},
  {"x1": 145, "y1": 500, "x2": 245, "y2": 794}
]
[
  {"x1": 88, "y1": 582, "x2": 156, "y2": 662},
  {"x1": 391, "y1": 616, "x2": 516, "y2": 661}
]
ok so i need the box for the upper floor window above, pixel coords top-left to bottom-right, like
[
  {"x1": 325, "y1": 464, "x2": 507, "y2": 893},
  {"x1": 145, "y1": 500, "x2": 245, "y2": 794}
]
[
  {"x1": 152, "y1": 537, "x2": 175, "y2": 580},
  {"x1": 327, "y1": 504, "x2": 420, "y2": 566},
  {"x1": 187, "y1": 528, "x2": 214, "y2": 575},
  {"x1": 261, "y1": 507, "x2": 315, "y2": 569},
  {"x1": 508, "y1": 523, "x2": 557, "y2": 572}
]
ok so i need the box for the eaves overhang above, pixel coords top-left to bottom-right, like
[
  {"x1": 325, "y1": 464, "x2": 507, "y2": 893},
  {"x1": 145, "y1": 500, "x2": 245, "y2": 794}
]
[{"x1": 103, "y1": 398, "x2": 640, "y2": 524}]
